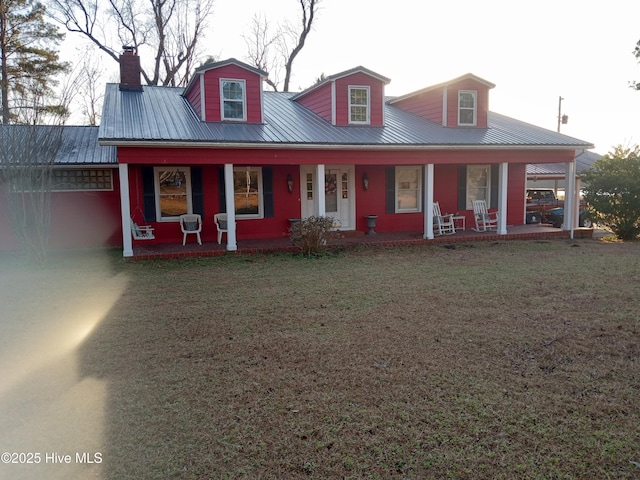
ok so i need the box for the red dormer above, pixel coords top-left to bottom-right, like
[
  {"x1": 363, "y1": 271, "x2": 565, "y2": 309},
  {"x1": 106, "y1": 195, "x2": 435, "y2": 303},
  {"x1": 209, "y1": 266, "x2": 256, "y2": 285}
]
[
  {"x1": 183, "y1": 58, "x2": 268, "y2": 123},
  {"x1": 292, "y1": 67, "x2": 391, "y2": 126},
  {"x1": 389, "y1": 74, "x2": 495, "y2": 128}
]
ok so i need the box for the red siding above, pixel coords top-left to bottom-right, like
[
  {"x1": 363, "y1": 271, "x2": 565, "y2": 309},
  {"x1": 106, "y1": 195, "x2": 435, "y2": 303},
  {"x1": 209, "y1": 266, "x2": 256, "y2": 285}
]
[
  {"x1": 446, "y1": 79, "x2": 490, "y2": 128},
  {"x1": 295, "y1": 83, "x2": 333, "y2": 122},
  {"x1": 334, "y1": 73, "x2": 385, "y2": 126},
  {"x1": 197, "y1": 65, "x2": 263, "y2": 123},
  {"x1": 392, "y1": 88, "x2": 444, "y2": 124},
  {"x1": 184, "y1": 75, "x2": 202, "y2": 118}
]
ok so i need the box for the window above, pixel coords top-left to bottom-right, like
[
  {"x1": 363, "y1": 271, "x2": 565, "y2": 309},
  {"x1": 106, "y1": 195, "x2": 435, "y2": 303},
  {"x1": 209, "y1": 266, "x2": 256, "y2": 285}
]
[
  {"x1": 349, "y1": 86, "x2": 370, "y2": 124},
  {"x1": 396, "y1": 166, "x2": 421, "y2": 212},
  {"x1": 221, "y1": 79, "x2": 246, "y2": 121},
  {"x1": 458, "y1": 90, "x2": 477, "y2": 126},
  {"x1": 466, "y1": 165, "x2": 490, "y2": 209},
  {"x1": 52, "y1": 168, "x2": 113, "y2": 191},
  {"x1": 154, "y1": 167, "x2": 192, "y2": 220},
  {"x1": 233, "y1": 166, "x2": 263, "y2": 218}
]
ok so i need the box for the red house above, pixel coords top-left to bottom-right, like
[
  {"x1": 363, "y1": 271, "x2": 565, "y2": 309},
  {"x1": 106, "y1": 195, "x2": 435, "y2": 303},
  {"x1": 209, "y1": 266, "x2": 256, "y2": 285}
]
[{"x1": 0, "y1": 49, "x2": 595, "y2": 257}]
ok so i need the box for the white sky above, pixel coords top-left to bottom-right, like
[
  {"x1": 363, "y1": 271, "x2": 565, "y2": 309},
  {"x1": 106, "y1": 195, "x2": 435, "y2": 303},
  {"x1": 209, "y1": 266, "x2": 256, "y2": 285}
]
[{"x1": 63, "y1": 0, "x2": 640, "y2": 154}]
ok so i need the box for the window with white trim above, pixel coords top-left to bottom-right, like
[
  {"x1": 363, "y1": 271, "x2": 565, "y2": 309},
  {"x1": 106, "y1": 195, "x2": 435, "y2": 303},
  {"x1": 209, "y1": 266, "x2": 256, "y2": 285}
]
[
  {"x1": 458, "y1": 90, "x2": 477, "y2": 126},
  {"x1": 396, "y1": 166, "x2": 421, "y2": 212},
  {"x1": 349, "y1": 86, "x2": 370, "y2": 124},
  {"x1": 221, "y1": 79, "x2": 246, "y2": 121},
  {"x1": 154, "y1": 167, "x2": 192, "y2": 220},
  {"x1": 466, "y1": 165, "x2": 490, "y2": 209},
  {"x1": 233, "y1": 166, "x2": 263, "y2": 218}
]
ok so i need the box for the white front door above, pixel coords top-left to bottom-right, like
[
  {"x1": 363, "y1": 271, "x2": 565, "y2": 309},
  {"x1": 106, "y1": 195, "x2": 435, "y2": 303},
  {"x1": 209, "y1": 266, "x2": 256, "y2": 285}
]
[{"x1": 300, "y1": 165, "x2": 355, "y2": 230}]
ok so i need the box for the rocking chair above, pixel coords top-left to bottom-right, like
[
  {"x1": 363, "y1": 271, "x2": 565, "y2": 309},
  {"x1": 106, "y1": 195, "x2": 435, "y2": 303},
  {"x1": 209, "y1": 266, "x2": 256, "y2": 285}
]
[
  {"x1": 433, "y1": 202, "x2": 455, "y2": 235},
  {"x1": 472, "y1": 200, "x2": 498, "y2": 232}
]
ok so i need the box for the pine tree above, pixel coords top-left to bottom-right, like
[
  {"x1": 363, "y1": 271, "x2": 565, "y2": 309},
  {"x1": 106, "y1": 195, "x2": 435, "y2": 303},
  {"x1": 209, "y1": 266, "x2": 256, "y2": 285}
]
[{"x1": 0, "y1": 0, "x2": 68, "y2": 124}]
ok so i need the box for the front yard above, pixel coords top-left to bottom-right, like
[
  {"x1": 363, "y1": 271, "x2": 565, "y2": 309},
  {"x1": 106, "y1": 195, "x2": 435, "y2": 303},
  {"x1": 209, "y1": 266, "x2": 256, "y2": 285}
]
[{"x1": 1, "y1": 238, "x2": 639, "y2": 479}]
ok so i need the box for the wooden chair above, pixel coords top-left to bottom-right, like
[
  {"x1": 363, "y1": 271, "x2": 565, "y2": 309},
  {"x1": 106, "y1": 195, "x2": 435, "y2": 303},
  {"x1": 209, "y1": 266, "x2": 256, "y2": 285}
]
[
  {"x1": 433, "y1": 202, "x2": 455, "y2": 235},
  {"x1": 472, "y1": 200, "x2": 498, "y2": 232},
  {"x1": 214, "y1": 213, "x2": 229, "y2": 244},
  {"x1": 180, "y1": 214, "x2": 202, "y2": 245},
  {"x1": 130, "y1": 219, "x2": 155, "y2": 240}
]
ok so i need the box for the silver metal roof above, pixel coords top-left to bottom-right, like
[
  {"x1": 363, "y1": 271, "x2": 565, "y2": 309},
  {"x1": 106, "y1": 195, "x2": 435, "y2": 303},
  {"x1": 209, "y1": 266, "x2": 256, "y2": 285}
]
[
  {"x1": 99, "y1": 83, "x2": 594, "y2": 150},
  {"x1": 1, "y1": 125, "x2": 116, "y2": 166},
  {"x1": 527, "y1": 149, "x2": 602, "y2": 176}
]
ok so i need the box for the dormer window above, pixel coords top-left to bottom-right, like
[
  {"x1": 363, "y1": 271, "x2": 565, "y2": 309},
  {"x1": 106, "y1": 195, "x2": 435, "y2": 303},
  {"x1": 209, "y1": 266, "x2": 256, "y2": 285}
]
[
  {"x1": 221, "y1": 79, "x2": 246, "y2": 121},
  {"x1": 349, "y1": 86, "x2": 370, "y2": 124},
  {"x1": 458, "y1": 90, "x2": 477, "y2": 126}
]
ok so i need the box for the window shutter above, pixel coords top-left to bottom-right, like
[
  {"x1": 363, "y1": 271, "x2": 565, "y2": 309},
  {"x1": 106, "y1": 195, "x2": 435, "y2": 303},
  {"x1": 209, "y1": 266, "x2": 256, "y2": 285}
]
[
  {"x1": 141, "y1": 167, "x2": 156, "y2": 222},
  {"x1": 457, "y1": 165, "x2": 467, "y2": 211},
  {"x1": 191, "y1": 167, "x2": 204, "y2": 216},
  {"x1": 263, "y1": 167, "x2": 274, "y2": 218},
  {"x1": 217, "y1": 168, "x2": 226, "y2": 213},
  {"x1": 385, "y1": 167, "x2": 395, "y2": 213},
  {"x1": 490, "y1": 165, "x2": 499, "y2": 209}
]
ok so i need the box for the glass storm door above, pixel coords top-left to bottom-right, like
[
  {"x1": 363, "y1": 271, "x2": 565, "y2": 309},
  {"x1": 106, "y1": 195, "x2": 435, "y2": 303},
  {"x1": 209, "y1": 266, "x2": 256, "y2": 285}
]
[{"x1": 300, "y1": 166, "x2": 354, "y2": 230}]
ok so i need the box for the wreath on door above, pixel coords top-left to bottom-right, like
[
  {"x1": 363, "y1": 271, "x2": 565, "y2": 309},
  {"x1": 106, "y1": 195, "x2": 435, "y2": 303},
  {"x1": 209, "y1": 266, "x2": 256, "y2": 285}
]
[{"x1": 325, "y1": 175, "x2": 337, "y2": 195}]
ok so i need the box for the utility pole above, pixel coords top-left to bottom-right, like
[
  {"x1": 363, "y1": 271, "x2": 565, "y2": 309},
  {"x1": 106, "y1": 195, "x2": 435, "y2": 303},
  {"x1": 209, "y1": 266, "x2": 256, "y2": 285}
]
[{"x1": 557, "y1": 96, "x2": 568, "y2": 132}]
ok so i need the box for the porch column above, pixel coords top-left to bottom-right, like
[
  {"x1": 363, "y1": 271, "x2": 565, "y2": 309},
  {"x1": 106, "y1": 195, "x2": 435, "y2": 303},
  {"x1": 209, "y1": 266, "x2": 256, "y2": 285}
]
[
  {"x1": 119, "y1": 164, "x2": 133, "y2": 257},
  {"x1": 223, "y1": 164, "x2": 238, "y2": 251},
  {"x1": 497, "y1": 162, "x2": 508, "y2": 235},
  {"x1": 564, "y1": 158, "x2": 576, "y2": 238},
  {"x1": 423, "y1": 163, "x2": 434, "y2": 239},
  {"x1": 316, "y1": 164, "x2": 326, "y2": 216}
]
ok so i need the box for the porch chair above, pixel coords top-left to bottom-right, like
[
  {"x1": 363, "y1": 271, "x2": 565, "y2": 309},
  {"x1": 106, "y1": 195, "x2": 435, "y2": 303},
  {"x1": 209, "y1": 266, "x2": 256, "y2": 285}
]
[
  {"x1": 214, "y1": 213, "x2": 229, "y2": 244},
  {"x1": 433, "y1": 202, "x2": 455, "y2": 235},
  {"x1": 180, "y1": 214, "x2": 202, "y2": 245},
  {"x1": 130, "y1": 218, "x2": 155, "y2": 240},
  {"x1": 472, "y1": 200, "x2": 498, "y2": 232}
]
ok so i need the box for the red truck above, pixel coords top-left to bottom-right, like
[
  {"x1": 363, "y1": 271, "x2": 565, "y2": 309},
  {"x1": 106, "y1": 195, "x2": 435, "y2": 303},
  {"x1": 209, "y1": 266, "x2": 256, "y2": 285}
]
[{"x1": 525, "y1": 188, "x2": 591, "y2": 227}]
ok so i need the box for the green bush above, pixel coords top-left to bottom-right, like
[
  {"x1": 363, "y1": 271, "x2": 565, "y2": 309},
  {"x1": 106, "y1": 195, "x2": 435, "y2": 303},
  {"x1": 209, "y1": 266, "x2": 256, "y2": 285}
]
[
  {"x1": 289, "y1": 216, "x2": 336, "y2": 256},
  {"x1": 582, "y1": 145, "x2": 640, "y2": 240}
]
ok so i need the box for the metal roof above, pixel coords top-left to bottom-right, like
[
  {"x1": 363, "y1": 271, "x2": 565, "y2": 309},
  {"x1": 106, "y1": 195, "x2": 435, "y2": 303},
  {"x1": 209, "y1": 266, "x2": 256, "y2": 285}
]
[
  {"x1": 99, "y1": 83, "x2": 594, "y2": 150},
  {"x1": 1, "y1": 125, "x2": 116, "y2": 166},
  {"x1": 527, "y1": 149, "x2": 603, "y2": 176}
]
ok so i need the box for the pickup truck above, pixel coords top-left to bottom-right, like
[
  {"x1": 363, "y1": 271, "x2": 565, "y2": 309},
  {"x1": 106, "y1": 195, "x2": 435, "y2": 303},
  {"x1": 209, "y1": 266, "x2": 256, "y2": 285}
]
[{"x1": 525, "y1": 188, "x2": 591, "y2": 228}]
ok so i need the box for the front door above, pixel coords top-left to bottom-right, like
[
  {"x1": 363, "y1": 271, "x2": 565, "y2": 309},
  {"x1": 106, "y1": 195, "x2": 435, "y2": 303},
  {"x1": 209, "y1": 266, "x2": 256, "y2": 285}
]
[{"x1": 300, "y1": 165, "x2": 355, "y2": 230}]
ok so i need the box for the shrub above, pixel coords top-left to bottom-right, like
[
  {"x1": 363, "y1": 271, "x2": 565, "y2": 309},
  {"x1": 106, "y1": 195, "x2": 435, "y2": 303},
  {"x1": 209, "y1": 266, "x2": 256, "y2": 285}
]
[
  {"x1": 582, "y1": 145, "x2": 640, "y2": 240},
  {"x1": 289, "y1": 216, "x2": 336, "y2": 256}
]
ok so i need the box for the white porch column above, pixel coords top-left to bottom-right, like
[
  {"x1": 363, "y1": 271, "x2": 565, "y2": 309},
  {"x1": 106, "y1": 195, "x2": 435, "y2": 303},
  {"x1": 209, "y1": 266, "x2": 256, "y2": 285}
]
[
  {"x1": 423, "y1": 163, "x2": 434, "y2": 239},
  {"x1": 118, "y1": 164, "x2": 133, "y2": 257},
  {"x1": 316, "y1": 164, "x2": 326, "y2": 216},
  {"x1": 497, "y1": 162, "x2": 508, "y2": 235},
  {"x1": 564, "y1": 159, "x2": 576, "y2": 238},
  {"x1": 223, "y1": 164, "x2": 238, "y2": 251}
]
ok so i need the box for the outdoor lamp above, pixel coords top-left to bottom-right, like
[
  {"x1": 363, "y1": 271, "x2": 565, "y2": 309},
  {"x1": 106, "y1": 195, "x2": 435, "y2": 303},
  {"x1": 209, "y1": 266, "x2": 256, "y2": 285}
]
[
  {"x1": 362, "y1": 172, "x2": 369, "y2": 191},
  {"x1": 287, "y1": 173, "x2": 294, "y2": 193}
]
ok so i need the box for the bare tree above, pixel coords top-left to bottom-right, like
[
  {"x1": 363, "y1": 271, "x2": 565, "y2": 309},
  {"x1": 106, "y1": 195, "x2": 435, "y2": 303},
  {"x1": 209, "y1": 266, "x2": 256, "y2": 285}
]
[
  {"x1": 47, "y1": 0, "x2": 214, "y2": 87},
  {"x1": 0, "y1": 123, "x2": 64, "y2": 262},
  {"x1": 243, "y1": 0, "x2": 321, "y2": 92}
]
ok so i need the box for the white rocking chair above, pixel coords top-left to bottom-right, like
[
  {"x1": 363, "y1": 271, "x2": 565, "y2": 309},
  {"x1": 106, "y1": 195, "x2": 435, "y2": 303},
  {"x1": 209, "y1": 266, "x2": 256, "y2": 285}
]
[
  {"x1": 433, "y1": 202, "x2": 455, "y2": 235},
  {"x1": 130, "y1": 219, "x2": 155, "y2": 240},
  {"x1": 472, "y1": 200, "x2": 498, "y2": 232}
]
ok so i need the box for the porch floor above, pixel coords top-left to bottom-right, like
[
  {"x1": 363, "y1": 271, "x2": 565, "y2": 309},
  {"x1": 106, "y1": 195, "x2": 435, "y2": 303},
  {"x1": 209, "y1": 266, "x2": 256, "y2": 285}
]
[{"x1": 131, "y1": 224, "x2": 595, "y2": 259}]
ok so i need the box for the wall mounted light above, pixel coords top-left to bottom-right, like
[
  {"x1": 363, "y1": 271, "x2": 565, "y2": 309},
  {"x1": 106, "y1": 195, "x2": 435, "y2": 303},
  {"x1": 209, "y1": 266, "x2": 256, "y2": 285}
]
[
  {"x1": 362, "y1": 172, "x2": 369, "y2": 191},
  {"x1": 287, "y1": 173, "x2": 294, "y2": 193}
]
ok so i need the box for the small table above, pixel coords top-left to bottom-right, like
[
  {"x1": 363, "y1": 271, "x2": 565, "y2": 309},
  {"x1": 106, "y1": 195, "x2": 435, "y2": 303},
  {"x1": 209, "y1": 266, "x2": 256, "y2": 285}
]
[{"x1": 452, "y1": 215, "x2": 466, "y2": 231}]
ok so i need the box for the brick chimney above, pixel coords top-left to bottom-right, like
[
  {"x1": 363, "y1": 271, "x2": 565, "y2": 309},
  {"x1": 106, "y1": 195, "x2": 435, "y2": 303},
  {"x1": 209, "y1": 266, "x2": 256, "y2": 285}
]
[{"x1": 119, "y1": 46, "x2": 142, "y2": 91}]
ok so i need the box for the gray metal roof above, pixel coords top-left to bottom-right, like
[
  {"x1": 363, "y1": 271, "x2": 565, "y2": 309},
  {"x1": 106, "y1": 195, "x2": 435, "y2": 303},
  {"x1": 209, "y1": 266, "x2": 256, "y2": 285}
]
[
  {"x1": 99, "y1": 83, "x2": 594, "y2": 150},
  {"x1": 527, "y1": 149, "x2": 603, "y2": 176},
  {"x1": 1, "y1": 125, "x2": 116, "y2": 166}
]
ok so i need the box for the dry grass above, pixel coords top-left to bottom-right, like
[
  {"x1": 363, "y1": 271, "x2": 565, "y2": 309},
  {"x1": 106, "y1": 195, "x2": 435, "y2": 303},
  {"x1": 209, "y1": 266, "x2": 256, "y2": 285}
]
[{"x1": 3, "y1": 238, "x2": 640, "y2": 479}]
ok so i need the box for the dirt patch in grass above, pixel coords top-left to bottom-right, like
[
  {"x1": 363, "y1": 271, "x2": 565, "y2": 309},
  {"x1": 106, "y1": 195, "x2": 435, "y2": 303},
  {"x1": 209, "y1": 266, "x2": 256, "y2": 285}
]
[{"x1": 1, "y1": 239, "x2": 640, "y2": 479}]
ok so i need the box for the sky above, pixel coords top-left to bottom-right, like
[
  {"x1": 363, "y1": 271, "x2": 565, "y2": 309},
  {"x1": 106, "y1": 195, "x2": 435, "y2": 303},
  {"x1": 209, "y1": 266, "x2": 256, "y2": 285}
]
[{"x1": 62, "y1": 0, "x2": 640, "y2": 154}]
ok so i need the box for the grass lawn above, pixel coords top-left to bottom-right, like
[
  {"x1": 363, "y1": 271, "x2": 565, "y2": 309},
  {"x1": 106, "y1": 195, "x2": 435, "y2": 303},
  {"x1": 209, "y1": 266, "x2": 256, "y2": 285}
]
[{"x1": 1, "y1": 238, "x2": 639, "y2": 479}]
